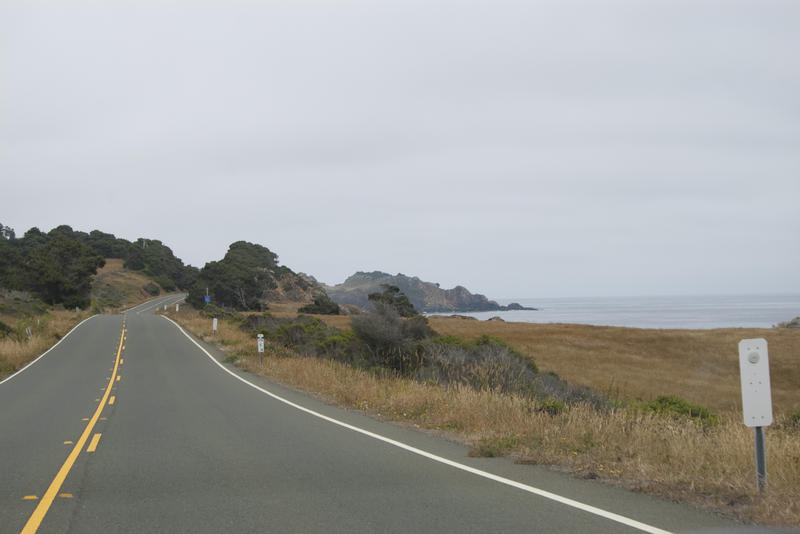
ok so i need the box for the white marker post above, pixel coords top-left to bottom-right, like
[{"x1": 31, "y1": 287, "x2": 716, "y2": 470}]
[
  {"x1": 257, "y1": 333, "x2": 265, "y2": 365},
  {"x1": 175, "y1": 303, "x2": 180, "y2": 312},
  {"x1": 738, "y1": 338, "x2": 773, "y2": 492},
  {"x1": 212, "y1": 317, "x2": 218, "y2": 335}
]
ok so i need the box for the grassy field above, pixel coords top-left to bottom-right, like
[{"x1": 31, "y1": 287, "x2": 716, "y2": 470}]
[
  {"x1": 164, "y1": 305, "x2": 800, "y2": 526},
  {"x1": 427, "y1": 317, "x2": 800, "y2": 415}
]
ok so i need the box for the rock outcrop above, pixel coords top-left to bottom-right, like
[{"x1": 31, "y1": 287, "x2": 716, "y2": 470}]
[{"x1": 324, "y1": 271, "x2": 535, "y2": 313}]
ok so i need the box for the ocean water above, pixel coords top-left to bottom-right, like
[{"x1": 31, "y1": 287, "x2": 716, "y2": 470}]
[{"x1": 432, "y1": 294, "x2": 800, "y2": 330}]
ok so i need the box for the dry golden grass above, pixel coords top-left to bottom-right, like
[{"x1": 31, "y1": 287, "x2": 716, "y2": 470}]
[
  {"x1": 266, "y1": 301, "x2": 306, "y2": 317},
  {"x1": 93, "y1": 258, "x2": 126, "y2": 277},
  {"x1": 91, "y1": 259, "x2": 170, "y2": 312},
  {"x1": 0, "y1": 310, "x2": 91, "y2": 379},
  {"x1": 165, "y1": 307, "x2": 800, "y2": 526},
  {"x1": 427, "y1": 317, "x2": 800, "y2": 415}
]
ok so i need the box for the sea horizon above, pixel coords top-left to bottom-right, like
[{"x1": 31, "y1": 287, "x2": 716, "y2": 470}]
[{"x1": 434, "y1": 293, "x2": 800, "y2": 330}]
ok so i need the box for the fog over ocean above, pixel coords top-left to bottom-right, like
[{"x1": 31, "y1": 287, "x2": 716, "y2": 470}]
[{"x1": 435, "y1": 294, "x2": 800, "y2": 330}]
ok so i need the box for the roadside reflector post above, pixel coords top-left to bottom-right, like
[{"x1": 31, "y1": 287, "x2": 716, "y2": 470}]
[
  {"x1": 257, "y1": 333, "x2": 265, "y2": 365},
  {"x1": 738, "y1": 338, "x2": 772, "y2": 492},
  {"x1": 175, "y1": 303, "x2": 180, "y2": 312},
  {"x1": 163, "y1": 304, "x2": 167, "y2": 311},
  {"x1": 212, "y1": 317, "x2": 218, "y2": 335}
]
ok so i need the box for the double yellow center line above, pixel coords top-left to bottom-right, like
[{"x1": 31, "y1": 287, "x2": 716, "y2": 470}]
[{"x1": 20, "y1": 327, "x2": 126, "y2": 534}]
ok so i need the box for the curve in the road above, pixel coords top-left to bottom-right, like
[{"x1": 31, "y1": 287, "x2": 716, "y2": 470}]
[{"x1": 162, "y1": 315, "x2": 672, "y2": 534}]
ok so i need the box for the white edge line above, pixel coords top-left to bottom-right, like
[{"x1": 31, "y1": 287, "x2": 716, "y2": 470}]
[
  {"x1": 0, "y1": 315, "x2": 98, "y2": 386},
  {"x1": 160, "y1": 315, "x2": 672, "y2": 534}
]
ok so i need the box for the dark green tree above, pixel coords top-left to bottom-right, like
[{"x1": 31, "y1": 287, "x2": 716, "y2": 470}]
[
  {"x1": 298, "y1": 294, "x2": 340, "y2": 315},
  {"x1": 21, "y1": 232, "x2": 105, "y2": 308},
  {"x1": 187, "y1": 241, "x2": 292, "y2": 310},
  {"x1": 367, "y1": 284, "x2": 418, "y2": 317}
]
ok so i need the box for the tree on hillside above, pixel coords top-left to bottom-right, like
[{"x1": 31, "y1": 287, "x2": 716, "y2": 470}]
[
  {"x1": 367, "y1": 284, "x2": 418, "y2": 317},
  {"x1": 20, "y1": 229, "x2": 105, "y2": 308},
  {"x1": 0, "y1": 224, "x2": 21, "y2": 289},
  {"x1": 0, "y1": 223, "x2": 15, "y2": 240},
  {"x1": 187, "y1": 241, "x2": 286, "y2": 310},
  {"x1": 123, "y1": 238, "x2": 198, "y2": 290},
  {"x1": 81, "y1": 230, "x2": 133, "y2": 259}
]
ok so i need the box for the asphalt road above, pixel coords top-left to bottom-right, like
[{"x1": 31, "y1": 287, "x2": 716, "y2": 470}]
[{"x1": 0, "y1": 295, "x2": 743, "y2": 533}]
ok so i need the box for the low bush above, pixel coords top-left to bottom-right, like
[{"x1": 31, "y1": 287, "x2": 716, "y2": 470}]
[
  {"x1": 414, "y1": 335, "x2": 537, "y2": 396},
  {"x1": 197, "y1": 303, "x2": 244, "y2": 322},
  {"x1": 351, "y1": 303, "x2": 435, "y2": 372},
  {"x1": 532, "y1": 371, "x2": 608, "y2": 411},
  {"x1": 644, "y1": 395, "x2": 718, "y2": 426},
  {"x1": 537, "y1": 398, "x2": 566, "y2": 416},
  {"x1": 153, "y1": 274, "x2": 176, "y2": 292},
  {"x1": 298, "y1": 295, "x2": 340, "y2": 315},
  {"x1": 143, "y1": 282, "x2": 160, "y2": 296},
  {"x1": 242, "y1": 304, "x2": 607, "y2": 409}
]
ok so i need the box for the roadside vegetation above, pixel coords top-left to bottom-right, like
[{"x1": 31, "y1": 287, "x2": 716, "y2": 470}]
[
  {"x1": 0, "y1": 222, "x2": 197, "y2": 311},
  {"x1": 164, "y1": 294, "x2": 800, "y2": 527},
  {"x1": 0, "y1": 298, "x2": 90, "y2": 379},
  {"x1": 0, "y1": 256, "x2": 181, "y2": 378}
]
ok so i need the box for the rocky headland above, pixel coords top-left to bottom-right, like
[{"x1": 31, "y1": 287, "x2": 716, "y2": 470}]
[{"x1": 323, "y1": 271, "x2": 536, "y2": 314}]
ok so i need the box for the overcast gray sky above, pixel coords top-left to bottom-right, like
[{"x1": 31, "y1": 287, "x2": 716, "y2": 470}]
[{"x1": 2, "y1": 1, "x2": 798, "y2": 298}]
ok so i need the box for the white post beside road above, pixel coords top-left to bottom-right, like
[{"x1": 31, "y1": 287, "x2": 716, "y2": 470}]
[
  {"x1": 738, "y1": 338, "x2": 772, "y2": 492},
  {"x1": 257, "y1": 333, "x2": 265, "y2": 365},
  {"x1": 175, "y1": 303, "x2": 180, "y2": 312},
  {"x1": 212, "y1": 317, "x2": 218, "y2": 335}
]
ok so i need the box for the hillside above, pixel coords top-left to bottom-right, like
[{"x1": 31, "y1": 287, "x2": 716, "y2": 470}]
[
  {"x1": 0, "y1": 223, "x2": 197, "y2": 310},
  {"x1": 186, "y1": 241, "x2": 322, "y2": 310},
  {"x1": 324, "y1": 271, "x2": 535, "y2": 313},
  {"x1": 90, "y1": 258, "x2": 169, "y2": 312}
]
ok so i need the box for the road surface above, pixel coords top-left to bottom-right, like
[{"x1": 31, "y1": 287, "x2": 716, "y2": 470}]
[{"x1": 0, "y1": 295, "x2": 741, "y2": 533}]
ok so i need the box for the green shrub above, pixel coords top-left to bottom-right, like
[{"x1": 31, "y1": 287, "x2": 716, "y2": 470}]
[
  {"x1": 143, "y1": 282, "x2": 160, "y2": 296},
  {"x1": 198, "y1": 303, "x2": 244, "y2": 322},
  {"x1": 415, "y1": 335, "x2": 537, "y2": 395},
  {"x1": 644, "y1": 395, "x2": 718, "y2": 426},
  {"x1": 537, "y1": 398, "x2": 566, "y2": 416},
  {"x1": 153, "y1": 275, "x2": 176, "y2": 292},
  {"x1": 351, "y1": 303, "x2": 435, "y2": 372},
  {"x1": 367, "y1": 285, "x2": 418, "y2": 317},
  {"x1": 298, "y1": 295, "x2": 340, "y2": 315},
  {"x1": 532, "y1": 371, "x2": 607, "y2": 410},
  {"x1": 0, "y1": 319, "x2": 11, "y2": 338}
]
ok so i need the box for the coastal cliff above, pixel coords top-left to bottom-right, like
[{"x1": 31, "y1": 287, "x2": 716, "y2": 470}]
[{"x1": 323, "y1": 271, "x2": 535, "y2": 313}]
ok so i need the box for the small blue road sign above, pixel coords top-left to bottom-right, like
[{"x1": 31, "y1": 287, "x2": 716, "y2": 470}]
[{"x1": 204, "y1": 295, "x2": 211, "y2": 303}]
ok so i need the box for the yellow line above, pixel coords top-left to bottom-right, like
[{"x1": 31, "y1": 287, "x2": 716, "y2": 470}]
[
  {"x1": 86, "y1": 434, "x2": 101, "y2": 452},
  {"x1": 23, "y1": 496, "x2": 37, "y2": 500},
  {"x1": 109, "y1": 396, "x2": 115, "y2": 405},
  {"x1": 20, "y1": 327, "x2": 125, "y2": 534},
  {"x1": 116, "y1": 375, "x2": 121, "y2": 382}
]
